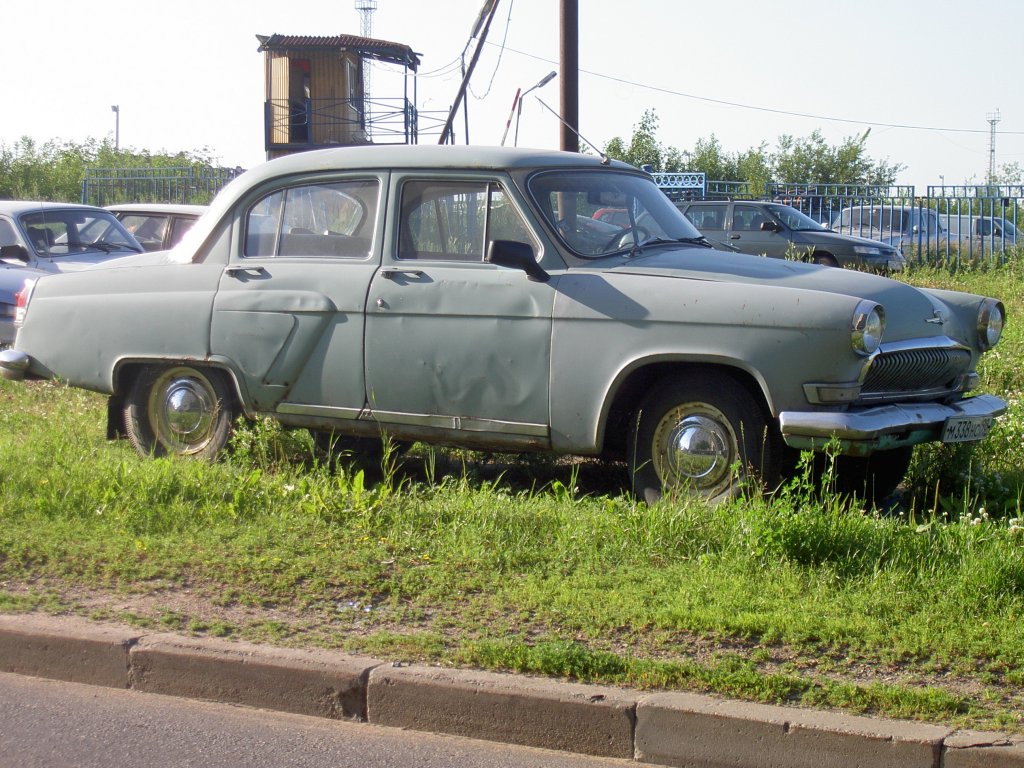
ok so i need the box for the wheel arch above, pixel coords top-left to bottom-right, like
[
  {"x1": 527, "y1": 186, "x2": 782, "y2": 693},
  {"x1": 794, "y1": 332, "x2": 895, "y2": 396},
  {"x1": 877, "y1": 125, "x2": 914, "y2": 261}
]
[
  {"x1": 107, "y1": 358, "x2": 249, "y2": 440},
  {"x1": 597, "y1": 358, "x2": 776, "y2": 459}
]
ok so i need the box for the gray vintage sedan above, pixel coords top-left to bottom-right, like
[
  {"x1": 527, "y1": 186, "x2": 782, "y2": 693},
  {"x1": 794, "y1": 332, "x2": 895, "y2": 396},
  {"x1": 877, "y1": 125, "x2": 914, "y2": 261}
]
[{"x1": 0, "y1": 146, "x2": 1008, "y2": 504}]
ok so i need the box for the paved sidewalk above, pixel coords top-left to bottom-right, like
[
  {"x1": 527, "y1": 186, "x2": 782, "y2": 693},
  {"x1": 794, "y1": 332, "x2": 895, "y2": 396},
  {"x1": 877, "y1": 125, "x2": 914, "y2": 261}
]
[{"x1": 1, "y1": 614, "x2": 1021, "y2": 767}]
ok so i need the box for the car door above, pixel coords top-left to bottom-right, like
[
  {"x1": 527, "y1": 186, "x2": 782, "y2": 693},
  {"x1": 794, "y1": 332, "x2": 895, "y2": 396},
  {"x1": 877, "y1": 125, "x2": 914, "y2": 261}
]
[
  {"x1": 727, "y1": 204, "x2": 788, "y2": 257},
  {"x1": 363, "y1": 176, "x2": 554, "y2": 441},
  {"x1": 210, "y1": 176, "x2": 384, "y2": 415}
]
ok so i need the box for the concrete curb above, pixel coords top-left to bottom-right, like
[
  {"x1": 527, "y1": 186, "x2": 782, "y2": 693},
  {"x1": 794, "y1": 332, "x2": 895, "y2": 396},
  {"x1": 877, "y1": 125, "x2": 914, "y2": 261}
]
[{"x1": 2, "y1": 614, "x2": 1023, "y2": 767}]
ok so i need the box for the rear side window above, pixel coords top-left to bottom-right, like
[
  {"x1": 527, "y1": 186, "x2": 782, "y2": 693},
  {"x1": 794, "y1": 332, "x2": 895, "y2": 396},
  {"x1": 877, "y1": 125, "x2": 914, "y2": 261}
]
[
  {"x1": 683, "y1": 204, "x2": 725, "y2": 230},
  {"x1": 244, "y1": 179, "x2": 379, "y2": 259}
]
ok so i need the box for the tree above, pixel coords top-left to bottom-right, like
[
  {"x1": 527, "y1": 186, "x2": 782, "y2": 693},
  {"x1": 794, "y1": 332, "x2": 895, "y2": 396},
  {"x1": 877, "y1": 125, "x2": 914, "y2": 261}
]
[
  {"x1": 604, "y1": 109, "x2": 665, "y2": 171},
  {"x1": 771, "y1": 129, "x2": 902, "y2": 186},
  {"x1": 603, "y1": 112, "x2": 903, "y2": 189},
  {"x1": 0, "y1": 136, "x2": 222, "y2": 203}
]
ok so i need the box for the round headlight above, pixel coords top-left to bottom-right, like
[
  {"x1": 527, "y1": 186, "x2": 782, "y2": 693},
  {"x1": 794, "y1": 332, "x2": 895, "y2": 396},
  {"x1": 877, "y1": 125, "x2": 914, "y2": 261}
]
[
  {"x1": 852, "y1": 301, "x2": 885, "y2": 356},
  {"x1": 977, "y1": 298, "x2": 1005, "y2": 351}
]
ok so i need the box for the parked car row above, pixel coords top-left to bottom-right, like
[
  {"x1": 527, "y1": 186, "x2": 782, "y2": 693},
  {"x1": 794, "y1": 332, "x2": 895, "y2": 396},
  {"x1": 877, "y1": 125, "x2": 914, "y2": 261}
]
[
  {"x1": 0, "y1": 146, "x2": 1007, "y2": 506},
  {"x1": 676, "y1": 200, "x2": 905, "y2": 271},
  {"x1": 0, "y1": 202, "x2": 206, "y2": 346}
]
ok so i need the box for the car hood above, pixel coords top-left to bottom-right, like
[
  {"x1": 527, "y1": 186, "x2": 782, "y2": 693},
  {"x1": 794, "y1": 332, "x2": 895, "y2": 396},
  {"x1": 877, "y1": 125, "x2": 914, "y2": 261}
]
[
  {"x1": 83, "y1": 249, "x2": 177, "y2": 270},
  {"x1": 45, "y1": 249, "x2": 145, "y2": 272},
  {"x1": 794, "y1": 229, "x2": 899, "y2": 252},
  {"x1": 604, "y1": 247, "x2": 963, "y2": 343}
]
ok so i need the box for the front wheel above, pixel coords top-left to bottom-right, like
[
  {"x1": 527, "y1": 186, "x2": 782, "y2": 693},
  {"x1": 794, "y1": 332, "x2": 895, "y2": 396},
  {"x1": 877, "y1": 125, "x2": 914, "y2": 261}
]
[
  {"x1": 123, "y1": 365, "x2": 236, "y2": 458},
  {"x1": 628, "y1": 375, "x2": 780, "y2": 504}
]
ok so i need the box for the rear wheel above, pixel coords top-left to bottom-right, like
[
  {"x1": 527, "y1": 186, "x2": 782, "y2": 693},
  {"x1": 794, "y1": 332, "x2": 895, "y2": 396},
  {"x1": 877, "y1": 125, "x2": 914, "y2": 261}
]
[
  {"x1": 123, "y1": 365, "x2": 236, "y2": 458},
  {"x1": 628, "y1": 375, "x2": 781, "y2": 504}
]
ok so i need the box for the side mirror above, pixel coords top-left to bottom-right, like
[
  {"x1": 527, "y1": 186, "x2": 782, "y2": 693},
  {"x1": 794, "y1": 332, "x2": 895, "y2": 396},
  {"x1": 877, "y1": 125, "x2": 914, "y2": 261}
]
[
  {"x1": 0, "y1": 244, "x2": 30, "y2": 263},
  {"x1": 486, "y1": 240, "x2": 550, "y2": 283},
  {"x1": 759, "y1": 221, "x2": 781, "y2": 233}
]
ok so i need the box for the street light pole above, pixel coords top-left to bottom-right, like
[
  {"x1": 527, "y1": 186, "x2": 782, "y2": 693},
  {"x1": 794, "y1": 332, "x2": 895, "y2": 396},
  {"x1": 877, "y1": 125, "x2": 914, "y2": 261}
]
[
  {"x1": 504, "y1": 71, "x2": 557, "y2": 147},
  {"x1": 111, "y1": 105, "x2": 120, "y2": 150}
]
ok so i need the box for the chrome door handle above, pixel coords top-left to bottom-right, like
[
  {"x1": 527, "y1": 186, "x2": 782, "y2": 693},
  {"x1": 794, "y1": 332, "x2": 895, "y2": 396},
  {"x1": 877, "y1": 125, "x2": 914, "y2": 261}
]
[
  {"x1": 380, "y1": 268, "x2": 424, "y2": 280},
  {"x1": 225, "y1": 265, "x2": 268, "y2": 277}
]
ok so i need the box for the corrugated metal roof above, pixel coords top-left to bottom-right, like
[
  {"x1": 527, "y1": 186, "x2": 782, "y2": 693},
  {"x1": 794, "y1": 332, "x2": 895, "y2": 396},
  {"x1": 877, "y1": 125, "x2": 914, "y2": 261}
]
[{"x1": 255, "y1": 33, "x2": 420, "y2": 70}]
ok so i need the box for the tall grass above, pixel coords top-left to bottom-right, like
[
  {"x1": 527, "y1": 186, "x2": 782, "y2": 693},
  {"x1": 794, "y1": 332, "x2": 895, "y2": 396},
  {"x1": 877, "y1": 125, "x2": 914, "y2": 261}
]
[{"x1": 0, "y1": 262, "x2": 1023, "y2": 729}]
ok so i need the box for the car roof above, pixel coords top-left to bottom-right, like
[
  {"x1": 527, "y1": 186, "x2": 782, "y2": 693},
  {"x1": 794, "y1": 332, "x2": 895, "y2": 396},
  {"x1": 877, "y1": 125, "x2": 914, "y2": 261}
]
[
  {"x1": 0, "y1": 200, "x2": 110, "y2": 217},
  {"x1": 174, "y1": 145, "x2": 642, "y2": 259},
  {"x1": 105, "y1": 203, "x2": 208, "y2": 216},
  {"x1": 242, "y1": 144, "x2": 636, "y2": 186}
]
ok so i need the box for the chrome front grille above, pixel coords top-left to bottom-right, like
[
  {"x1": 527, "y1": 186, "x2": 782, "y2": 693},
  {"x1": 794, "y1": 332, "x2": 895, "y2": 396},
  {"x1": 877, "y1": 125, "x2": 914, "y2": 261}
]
[{"x1": 861, "y1": 346, "x2": 971, "y2": 399}]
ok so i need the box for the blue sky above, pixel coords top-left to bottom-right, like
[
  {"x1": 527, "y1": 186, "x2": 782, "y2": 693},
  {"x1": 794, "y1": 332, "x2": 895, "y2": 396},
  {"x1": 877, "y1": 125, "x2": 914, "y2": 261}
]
[{"x1": 6, "y1": 0, "x2": 1022, "y2": 190}]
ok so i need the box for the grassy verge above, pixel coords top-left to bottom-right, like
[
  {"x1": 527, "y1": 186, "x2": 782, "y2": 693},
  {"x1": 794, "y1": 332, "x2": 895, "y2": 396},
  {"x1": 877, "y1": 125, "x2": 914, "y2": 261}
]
[{"x1": 1, "y1": 258, "x2": 1023, "y2": 731}]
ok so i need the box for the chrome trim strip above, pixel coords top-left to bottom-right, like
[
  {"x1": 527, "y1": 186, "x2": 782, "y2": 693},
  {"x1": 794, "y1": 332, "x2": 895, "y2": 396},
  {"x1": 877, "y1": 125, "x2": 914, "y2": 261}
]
[
  {"x1": 277, "y1": 403, "x2": 364, "y2": 420},
  {"x1": 276, "y1": 402, "x2": 549, "y2": 437},
  {"x1": 876, "y1": 336, "x2": 968, "y2": 354},
  {"x1": 369, "y1": 408, "x2": 549, "y2": 437}
]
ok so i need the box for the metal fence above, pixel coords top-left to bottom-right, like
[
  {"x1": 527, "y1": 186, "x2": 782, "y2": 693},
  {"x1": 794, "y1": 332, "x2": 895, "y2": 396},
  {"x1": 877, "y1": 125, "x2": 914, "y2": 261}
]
[
  {"x1": 81, "y1": 166, "x2": 245, "y2": 207},
  {"x1": 654, "y1": 175, "x2": 1023, "y2": 264}
]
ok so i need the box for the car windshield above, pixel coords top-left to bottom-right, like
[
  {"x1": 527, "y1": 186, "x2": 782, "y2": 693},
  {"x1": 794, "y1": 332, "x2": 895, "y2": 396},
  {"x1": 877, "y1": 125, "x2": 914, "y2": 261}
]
[
  {"x1": 765, "y1": 204, "x2": 827, "y2": 231},
  {"x1": 528, "y1": 170, "x2": 704, "y2": 258},
  {"x1": 20, "y1": 210, "x2": 142, "y2": 256}
]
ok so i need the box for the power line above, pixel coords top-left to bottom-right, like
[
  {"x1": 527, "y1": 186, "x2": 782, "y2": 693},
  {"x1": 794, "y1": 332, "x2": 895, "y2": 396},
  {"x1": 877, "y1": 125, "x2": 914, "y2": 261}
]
[{"x1": 487, "y1": 42, "x2": 1024, "y2": 137}]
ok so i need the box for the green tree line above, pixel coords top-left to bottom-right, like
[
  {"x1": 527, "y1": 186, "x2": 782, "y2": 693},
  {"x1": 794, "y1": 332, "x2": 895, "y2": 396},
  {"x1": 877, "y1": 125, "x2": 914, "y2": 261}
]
[
  {"x1": 0, "y1": 136, "x2": 221, "y2": 202},
  {"x1": 603, "y1": 109, "x2": 907, "y2": 190}
]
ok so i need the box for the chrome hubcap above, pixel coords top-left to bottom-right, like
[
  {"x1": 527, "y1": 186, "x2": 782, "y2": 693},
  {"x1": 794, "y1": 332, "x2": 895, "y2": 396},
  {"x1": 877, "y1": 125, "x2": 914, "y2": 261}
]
[
  {"x1": 149, "y1": 369, "x2": 219, "y2": 453},
  {"x1": 653, "y1": 408, "x2": 736, "y2": 494}
]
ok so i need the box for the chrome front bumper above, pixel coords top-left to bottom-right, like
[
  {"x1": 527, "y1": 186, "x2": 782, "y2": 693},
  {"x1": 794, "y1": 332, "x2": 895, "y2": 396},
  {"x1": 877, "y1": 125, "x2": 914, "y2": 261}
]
[
  {"x1": 779, "y1": 394, "x2": 1007, "y2": 455},
  {"x1": 0, "y1": 348, "x2": 30, "y2": 381}
]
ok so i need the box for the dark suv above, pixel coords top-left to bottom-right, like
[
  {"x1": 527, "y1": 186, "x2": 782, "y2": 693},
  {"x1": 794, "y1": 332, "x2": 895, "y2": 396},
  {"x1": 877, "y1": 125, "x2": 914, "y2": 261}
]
[{"x1": 677, "y1": 200, "x2": 904, "y2": 271}]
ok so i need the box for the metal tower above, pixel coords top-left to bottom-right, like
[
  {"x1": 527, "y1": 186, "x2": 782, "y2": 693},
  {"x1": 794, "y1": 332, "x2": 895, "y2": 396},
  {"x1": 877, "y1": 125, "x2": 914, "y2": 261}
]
[
  {"x1": 987, "y1": 109, "x2": 1001, "y2": 182},
  {"x1": 354, "y1": 1, "x2": 377, "y2": 104}
]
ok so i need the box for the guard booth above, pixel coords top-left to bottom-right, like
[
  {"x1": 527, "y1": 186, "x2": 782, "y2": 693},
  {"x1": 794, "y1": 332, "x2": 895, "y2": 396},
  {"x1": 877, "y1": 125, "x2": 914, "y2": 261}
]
[{"x1": 257, "y1": 33, "x2": 423, "y2": 159}]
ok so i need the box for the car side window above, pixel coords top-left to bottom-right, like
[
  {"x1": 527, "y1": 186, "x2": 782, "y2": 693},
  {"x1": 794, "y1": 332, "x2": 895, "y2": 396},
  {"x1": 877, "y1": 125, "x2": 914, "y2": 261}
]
[
  {"x1": 684, "y1": 205, "x2": 724, "y2": 231},
  {"x1": 397, "y1": 180, "x2": 533, "y2": 261},
  {"x1": 733, "y1": 205, "x2": 768, "y2": 232},
  {"x1": 244, "y1": 179, "x2": 379, "y2": 259}
]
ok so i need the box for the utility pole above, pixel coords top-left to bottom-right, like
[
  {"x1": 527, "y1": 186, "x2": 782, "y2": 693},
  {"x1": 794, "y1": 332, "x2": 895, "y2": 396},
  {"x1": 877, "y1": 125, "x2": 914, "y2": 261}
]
[
  {"x1": 438, "y1": 0, "x2": 500, "y2": 144},
  {"x1": 559, "y1": 0, "x2": 579, "y2": 152},
  {"x1": 987, "y1": 109, "x2": 1001, "y2": 183}
]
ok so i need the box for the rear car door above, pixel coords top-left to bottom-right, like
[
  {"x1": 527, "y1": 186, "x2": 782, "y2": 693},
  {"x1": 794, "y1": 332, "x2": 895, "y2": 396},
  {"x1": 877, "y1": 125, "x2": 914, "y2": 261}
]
[{"x1": 210, "y1": 175, "x2": 384, "y2": 414}]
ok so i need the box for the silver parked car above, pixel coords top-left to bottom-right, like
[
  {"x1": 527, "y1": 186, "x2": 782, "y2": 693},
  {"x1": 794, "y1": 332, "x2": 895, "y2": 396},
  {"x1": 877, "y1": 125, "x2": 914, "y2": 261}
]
[
  {"x1": 0, "y1": 201, "x2": 143, "y2": 272},
  {"x1": 0, "y1": 146, "x2": 1007, "y2": 504},
  {"x1": 0, "y1": 201, "x2": 144, "y2": 345},
  {"x1": 106, "y1": 203, "x2": 207, "y2": 252}
]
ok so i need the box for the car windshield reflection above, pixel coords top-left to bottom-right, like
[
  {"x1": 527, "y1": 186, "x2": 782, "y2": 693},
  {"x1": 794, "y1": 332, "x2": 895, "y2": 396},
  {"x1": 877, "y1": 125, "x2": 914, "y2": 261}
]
[{"x1": 528, "y1": 170, "x2": 704, "y2": 258}]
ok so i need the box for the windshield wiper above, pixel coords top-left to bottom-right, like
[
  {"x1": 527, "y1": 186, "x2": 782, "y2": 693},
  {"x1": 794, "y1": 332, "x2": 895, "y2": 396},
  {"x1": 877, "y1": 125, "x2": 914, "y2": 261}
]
[{"x1": 626, "y1": 236, "x2": 711, "y2": 256}]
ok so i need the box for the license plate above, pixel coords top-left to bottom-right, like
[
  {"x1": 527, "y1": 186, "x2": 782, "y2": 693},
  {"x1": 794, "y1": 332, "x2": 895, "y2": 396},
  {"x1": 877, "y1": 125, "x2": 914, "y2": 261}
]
[{"x1": 941, "y1": 414, "x2": 995, "y2": 443}]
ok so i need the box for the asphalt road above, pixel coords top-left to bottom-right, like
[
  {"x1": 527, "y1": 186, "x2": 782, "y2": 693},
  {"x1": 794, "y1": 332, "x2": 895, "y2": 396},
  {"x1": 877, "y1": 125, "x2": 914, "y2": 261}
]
[{"x1": 0, "y1": 672, "x2": 655, "y2": 768}]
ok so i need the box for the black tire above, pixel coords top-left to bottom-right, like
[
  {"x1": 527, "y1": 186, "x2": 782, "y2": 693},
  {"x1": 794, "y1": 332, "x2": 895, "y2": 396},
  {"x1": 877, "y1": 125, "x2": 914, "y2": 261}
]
[
  {"x1": 813, "y1": 253, "x2": 839, "y2": 267},
  {"x1": 628, "y1": 374, "x2": 781, "y2": 505},
  {"x1": 123, "y1": 365, "x2": 236, "y2": 459},
  {"x1": 824, "y1": 446, "x2": 914, "y2": 508}
]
